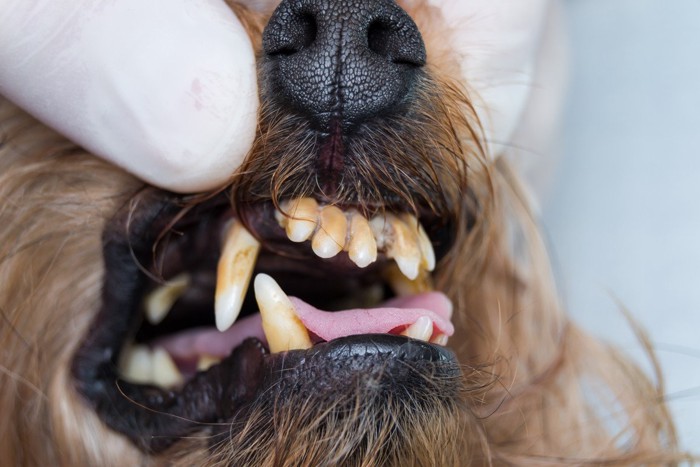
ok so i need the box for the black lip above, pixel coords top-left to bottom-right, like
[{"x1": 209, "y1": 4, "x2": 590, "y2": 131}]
[
  {"x1": 71, "y1": 190, "x2": 459, "y2": 453},
  {"x1": 263, "y1": 334, "x2": 458, "y2": 395}
]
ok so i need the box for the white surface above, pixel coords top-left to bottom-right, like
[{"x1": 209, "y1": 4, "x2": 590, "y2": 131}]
[{"x1": 543, "y1": 0, "x2": 700, "y2": 451}]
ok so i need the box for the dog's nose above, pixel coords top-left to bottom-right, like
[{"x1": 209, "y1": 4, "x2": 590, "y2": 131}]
[{"x1": 262, "y1": 0, "x2": 426, "y2": 130}]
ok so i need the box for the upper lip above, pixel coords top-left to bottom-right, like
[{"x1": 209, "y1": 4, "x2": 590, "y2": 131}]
[{"x1": 71, "y1": 188, "x2": 458, "y2": 452}]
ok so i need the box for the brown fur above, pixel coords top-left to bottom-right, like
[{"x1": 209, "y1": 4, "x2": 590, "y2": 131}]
[{"x1": 0, "y1": 1, "x2": 692, "y2": 465}]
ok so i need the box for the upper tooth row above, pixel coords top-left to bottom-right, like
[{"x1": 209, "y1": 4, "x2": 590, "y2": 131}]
[
  {"x1": 147, "y1": 202, "x2": 437, "y2": 336},
  {"x1": 275, "y1": 198, "x2": 436, "y2": 280}
]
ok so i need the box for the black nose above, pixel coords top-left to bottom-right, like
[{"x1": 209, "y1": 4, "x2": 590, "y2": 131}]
[{"x1": 262, "y1": 0, "x2": 426, "y2": 130}]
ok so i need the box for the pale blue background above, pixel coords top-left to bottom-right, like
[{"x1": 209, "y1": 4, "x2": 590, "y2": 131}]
[{"x1": 543, "y1": 0, "x2": 700, "y2": 451}]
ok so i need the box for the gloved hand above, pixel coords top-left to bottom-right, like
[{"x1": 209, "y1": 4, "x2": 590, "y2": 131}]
[
  {"x1": 0, "y1": 0, "x2": 259, "y2": 193},
  {"x1": 0, "y1": 0, "x2": 553, "y2": 193}
]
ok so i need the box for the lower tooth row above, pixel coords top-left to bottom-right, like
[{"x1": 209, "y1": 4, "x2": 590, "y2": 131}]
[
  {"x1": 120, "y1": 346, "x2": 223, "y2": 388},
  {"x1": 119, "y1": 345, "x2": 184, "y2": 388},
  {"x1": 135, "y1": 271, "x2": 447, "y2": 380},
  {"x1": 254, "y1": 274, "x2": 444, "y2": 353}
]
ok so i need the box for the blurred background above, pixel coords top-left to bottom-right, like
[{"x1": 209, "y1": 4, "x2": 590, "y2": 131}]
[{"x1": 543, "y1": 0, "x2": 700, "y2": 450}]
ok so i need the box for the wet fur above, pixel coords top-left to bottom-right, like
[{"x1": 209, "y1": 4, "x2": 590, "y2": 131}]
[{"x1": 0, "y1": 1, "x2": 689, "y2": 465}]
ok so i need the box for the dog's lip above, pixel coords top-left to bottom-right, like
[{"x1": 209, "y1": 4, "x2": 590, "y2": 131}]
[
  {"x1": 71, "y1": 189, "x2": 458, "y2": 453},
  {"x1": 76, "y1": 333, "x2": 457, "y2": 453}
]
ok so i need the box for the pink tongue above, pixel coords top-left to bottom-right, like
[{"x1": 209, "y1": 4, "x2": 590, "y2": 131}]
[
  {"x1": 291, "y1": 292, "x2": 454, "y2": 342},
  {"x1": 158, "y1": 292, "x2": 454, "y2": 364}
]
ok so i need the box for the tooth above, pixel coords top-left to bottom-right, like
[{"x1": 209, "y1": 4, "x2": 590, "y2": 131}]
[
  {"x1": 120, "y1": 345, "x2": 153, "y2": 384},
  {"x1": 197, "y1": 354, "x2": 222, "y2": 372},
  {"x1": 431, "y1": 334, "x2": 449, "y2": 346},
  {"x1": 417, "y1": 224, "x2": 436, "y2": 271},
  {"x1": 311, "y1": 205, "x2": 347, "y2": 259},
  {"x1": 254, "y1": 274, "x2": 312, "y2": 353},
  {"x1": 401, "y1": 214, "x2": 436, "y2": 272},
  {"x1": 347, "y1": 212, "x2": 377, "y2": 268},
  {"x1": 369, "y1": 215, "x2": 390, "y2": 249},
  {"x1": 152, "y1": 348, "x2": 184, "y2": 388},
  {"x1": 384, "y1": 264, "x2": 433, "y2": 296},
  {"x1": 144, "y1": 273, "x2": 189, "y2": 325},
  {"x1": 282, "y1": 198, "x2": 319, "y2": 242},
  {"x1": 215, "y1": 221, "x2": 261, "y2": 332},
  {"x1": 401, "y1": 316, "x2": 434, "y2": 342},
  {"x1": 386, "y1": 215, "x2": 422, "y2": 280}
]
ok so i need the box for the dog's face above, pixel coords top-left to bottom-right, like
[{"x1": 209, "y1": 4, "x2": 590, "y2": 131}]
[{"x1": 0, "y1": 0, "x2": 681, "y2": 465}]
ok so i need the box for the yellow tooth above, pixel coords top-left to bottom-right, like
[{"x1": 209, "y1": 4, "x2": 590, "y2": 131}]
[
  {"x1": 144, "y1": 273, "x2": 189, "y2": 325},
  {"x1": 282, "y1": 198, "x2": 319, "y2": 242},
  {"x1": 385, "y1": 214, "x2": 422, "y2": 280},
  {"x1": 401, "y1": 316, "x2": 434, "y2": 342},
  {"x1": 417, "y1": 223, "x2": 436, "y2": 272},
  {"x1": 369, "y1": 215, "x2": 390, "y2": 249},
  {"x1": 401, "y1": 214, "x2": 436, "y2": 272},
  {"x1": 215, "y1": 221, "x2": 261, "y2": 332},
  {"x1": 347, "y1": 212, "x2": 377, "y2": 268},
  {"x1": 152, "y1": 348, "x2": 184, "y2": 388},
  {"x1": 311, "y1": 205, "x2": 347, "y2": 258},
  {"x1": 197, "y1": 354, "x2": 222, "y2": 372},
  {"x1": 431, "y1": 334, "x2": 449, "y2": 346},
  {"x1": 384, "y1": 264, "x2": 433, "y2": 297},
  {"x1": 254, "y1": 274, "x2": 312, "y2": 353},
  {"x1": 119, "y1": 345, "x2": 153, "y2": 385}
]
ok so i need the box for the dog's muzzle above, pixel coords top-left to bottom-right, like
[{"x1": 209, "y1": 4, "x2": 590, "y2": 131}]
[
  {"x1": 71, "y1": 0, "x2": 469, "y2": 454},
  {"x1": 71, "y1": 190, "x2": 459, "y2": 452}
]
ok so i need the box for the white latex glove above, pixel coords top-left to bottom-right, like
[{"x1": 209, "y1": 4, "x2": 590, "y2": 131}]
[{"x1": 0, "y1": 0, "x2": 258, "y2": 193}]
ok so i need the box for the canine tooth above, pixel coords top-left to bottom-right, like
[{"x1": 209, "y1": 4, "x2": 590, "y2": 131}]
[
  {"x1": 215, "y1": 221, "x2": 261, "y2": 332},
  {"x1": 432, "y1": 334, "x2": 449, "y2": 346},
  {"x1": 401, "y1": 316, "x2": 433, "y2": 342},
  {"x1": 197, "y1": 354, "x2": 222, "y2": 372},
  {"x1": 152, "y1": 348, "x2": 184, "y2": 388},
  {"x1": 404, "y1": 215, "x2": 436, "y2": 272},
  {"x1": 254, "y1": 274, "x2": 312, "y2": 353},
  {"x1": 311, "y1": 205, "x2": 347, "y2": 258},
  {"x1": 120, "y1": 345, "x2": 153, "y2": 384},
  {"x1": 144, "y1": 273, "x2": 189, "y2": 325},
  {"x1": 386, "y1": 215, "x2": 422, "y2": 280},
  {"x1": 385, "y1": 264, "x2": 433, "y2": 296},
  {"x1": 347, "y1": 212, "x2": 377, "y2": 268},
  {"x1": 282, "y1": 198, "x2": 319, "y2": 242}
]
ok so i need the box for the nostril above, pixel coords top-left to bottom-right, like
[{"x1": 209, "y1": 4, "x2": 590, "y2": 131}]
[
  {"x1": 366, "y1": 18, "x2": 426, "y2": 67},
  {"x1": 264, "y1": 10, "x2": 318, "y2": 57},
  {"x1": 367, "y1": 19, "x2": 392, "y2": 59}
]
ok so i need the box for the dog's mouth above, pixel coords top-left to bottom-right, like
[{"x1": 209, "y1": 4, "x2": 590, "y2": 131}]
[{"x1": 72, "y1": 190, "x2": 461, "y2": 453}]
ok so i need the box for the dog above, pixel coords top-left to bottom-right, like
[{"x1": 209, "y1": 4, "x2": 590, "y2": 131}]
[{"x1": 0, "y1": 0, "x2": 686, "y2": 465}]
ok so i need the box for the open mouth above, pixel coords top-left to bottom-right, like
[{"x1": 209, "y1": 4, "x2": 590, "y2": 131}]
[{"x1": 72, "y1": 189, "x2": 461, "y2": 453}]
